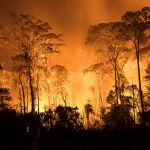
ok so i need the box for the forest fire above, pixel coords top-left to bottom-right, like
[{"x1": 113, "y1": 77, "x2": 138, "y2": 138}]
[{"x1": 1, "y1": 1, "x2": 150, "y2": 150}]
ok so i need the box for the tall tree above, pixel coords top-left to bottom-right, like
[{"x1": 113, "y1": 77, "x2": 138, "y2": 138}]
[
  {"x1": 0, "y1": 13, "x2": 65, "y2": 113},
  {"x1": 120, "y1": 7, "x2": 150, "y2": 126},
  {"x1": 85, "y1": 22, "x2": 132, "y2": 105},
  {"x1": 19, "y1": 74, "x2": 25, "y2": 114},
  {"x1": 12, "y1": 53, "x2": 30, "y2": 114},
  {"x1": 141, "y1": 63, "x2": 150, "y2": 125},
  {"x1": 144, "y1": 63, "x2": 150, "y2": 102},
  {"x1": 51, "y1": 65, "x2": 68, "y2": 107}
]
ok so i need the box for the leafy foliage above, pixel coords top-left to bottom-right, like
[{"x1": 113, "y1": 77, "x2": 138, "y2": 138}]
[
  {"x1": 0, "y1": 13, "x2": 65, "y2": 113},
  {"x1": 82, "y1": 63, "x2": 104, "y2": 74},
  {"x1": 106, "y1": 90, "x2": 116, "y2": 105},
  {"x1": 0, "y1": 88, "x2": 12, "y2": 110},
  {"x1": 50, "y1": 65, "x2": 68, "y2": 106},
  {"x1": 85, "y1": 21, "x2": 132, "y2": 106},
  {"x1": 103, "y1": 104, "x2": 133, "y2": 130},
  {"x1": 42, "y1": 106, "x2": 83, "y2": 131}
]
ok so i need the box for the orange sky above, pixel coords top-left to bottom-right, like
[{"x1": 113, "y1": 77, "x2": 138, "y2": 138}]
[{"x1": 0, "y1": 0, "x2": 150, "y2": 112}]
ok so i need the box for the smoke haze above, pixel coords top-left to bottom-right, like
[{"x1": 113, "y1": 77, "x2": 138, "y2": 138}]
[{"x1": 0, "y1": 0, "x2": 149, "y2": 111}]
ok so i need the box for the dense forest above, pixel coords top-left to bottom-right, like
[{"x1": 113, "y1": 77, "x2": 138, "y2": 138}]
[{"x1": 1, "y1": 6, "x2": 150, "y2": 150}]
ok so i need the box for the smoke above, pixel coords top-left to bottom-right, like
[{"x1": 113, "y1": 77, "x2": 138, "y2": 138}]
[
  {"x1": 0, "y1": 0, "x2": 149, "y2": 112},
  {"x1": 0, "y1": 0, "x2": 149, "y2": 70}
]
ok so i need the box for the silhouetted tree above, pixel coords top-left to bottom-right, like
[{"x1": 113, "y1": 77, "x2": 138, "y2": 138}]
[
  {"x1": 0, "y1": 13, "x2": 65, "y2": 113},
  {"x1": 85, "y1": 22, "x2": 132, "y2": 105},
  {"x1": 42, "y1": 105, "x2": 82, "y2": 131},
  {"x1": 144, "y1": 63, "x2": 150, "y2": 102},
  {"x1": 0, "y1": 88, "x2": 12, "y2": 110},
  {"x1": 107, "y1": 90, "x2": 116, "y2": 105},
  {"x1": 104, "y1": 104, "x2": 133, "y2": 130},
  {"x1": 139, "y1": 63, "x2": 150, "y2": 126},
  {"x1": 120, "y1": 7, "x2": 150, "y2": 126},
  {"x1": 84, "y1": 100, "x2": 94, "y2": 150}
]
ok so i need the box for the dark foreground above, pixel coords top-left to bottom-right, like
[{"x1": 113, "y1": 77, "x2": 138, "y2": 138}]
[{"x1": 1, "y1": 128, "x2": 150, "y2": 150}]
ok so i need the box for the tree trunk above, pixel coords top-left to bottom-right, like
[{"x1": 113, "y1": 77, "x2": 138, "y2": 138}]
[
  {"x1": 28, "y1": 46, "x2": 35, "y2": 114},
  {"x1": 132, "y1": 84, "x2": 135, "y2": 128},
  {"x1": 27, "y1": 84, "x2": 28, "y2": 113},
  {"x1": 37, "y1": 74, "x2": 39, "y2": 115},
  {"x1": 53, "y1": 94, "x2": 55, "y2": 109},
  {"x1": 61, "y1": 90, "x2": 66, "y2": 106},
  {"x1": 29, "y1": 69, "x2": 35, "y2": 113},
  {"x1": 19, "y1": 74, "x2": 25, "y2": 114},
  {"x1": 136, "y1": 39, "x2": 145, "y2": 127},
  {"x1": 48, "y1": 84, "x2": 50, "y2": 110},
  {"x1": 69, "y1": 83, "x2": 72, "y2": 107},
  {"x1": 96, "y1": 73, "x2": 102, "y2": 122},
  {"x1": 0, "y1": 92, "x2": 1, "y2": 108},
  {"x1": 115, "y1": 60, "x2": 118, "y2": 105},
  {"x1": 19, "y1": 88, "x2": 22, "y2": 114}
]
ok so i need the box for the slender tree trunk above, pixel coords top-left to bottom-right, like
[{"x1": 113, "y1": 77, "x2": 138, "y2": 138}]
[
  {"x1": 61, "y1": 90, "x2": 66, "y2": 106},
  {"x1": 26, "y1": 59, "x2": 29, "y2": 113},
  {"x1": 99, "y1": 74, "x2": 103, "y2": 107},
  {"x1": 29, "y1": 69, "x2": 35, "y2": 113},
  {"x1": 0, "y1": 93, "x2": 1, "y2": 109},
  {"x1": 136, "y1": 39, "x2": 145, "y2": 127},
  {"x1": 19, "y1": 75, "x2": 25, "y2": 114},
  {"x1": 37, "y1": 74, "x2": 39, "y2": 115},
  {"x1": 27, "y1": 84, "x2": 28, "y2": 113},
  {"x1": 56, "y1": 96, "x2": 57, "y2": 106},
  {"x1": 64, "y1": 97, "x2": 66, "y2": 106},
  {"x1": 69, "y1": 83, "x2": 72, "y2": 107},
  {"x1": 96, "y1": 73, "x2": 102, "y2": 122},
  {"x1": 118, "y1": 77, "x2": 121, "y2": 104},
  {"x1": 132, "y1": 84, "x2": 135, "y2": 128},
  {"x1": 48, "y1": 84, "x2": 50, "y2": 110},
  {"x1": 53, "y1": 93, "x2": 55, "y2": 109},
  {"x1": 28, "y1": 46, "x2": 35, "y2": 113},
  {"x1": 115, "y1": 61, "x2": 118, "y2": 105},
  {"x1": 19, "y1": 88, "x2": 22, "y2": 114}
]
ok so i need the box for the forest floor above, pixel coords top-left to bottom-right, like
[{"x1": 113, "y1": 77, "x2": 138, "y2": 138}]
[{"x1": 1, "y1": 128, "x2": 150, "y2": 150}]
